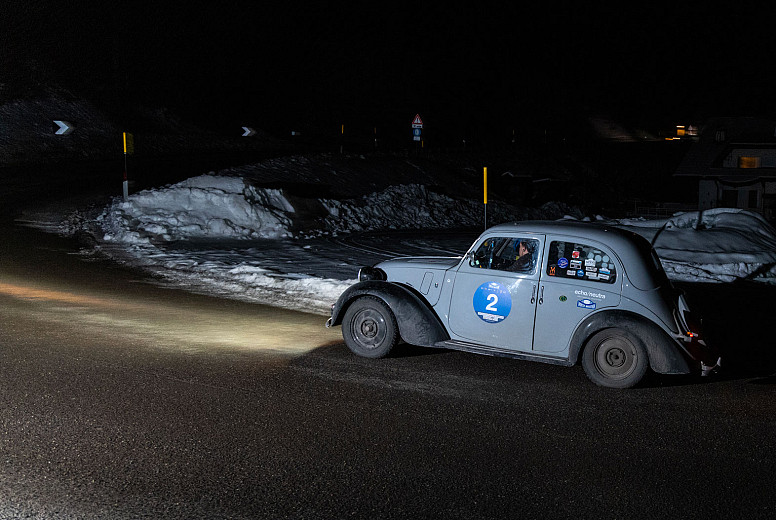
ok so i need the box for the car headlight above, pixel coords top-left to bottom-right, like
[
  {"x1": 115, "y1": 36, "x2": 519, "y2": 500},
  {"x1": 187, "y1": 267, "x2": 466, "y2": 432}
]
[{"x1": 358, "y1": 266, "x2": 387, "y2": 281}]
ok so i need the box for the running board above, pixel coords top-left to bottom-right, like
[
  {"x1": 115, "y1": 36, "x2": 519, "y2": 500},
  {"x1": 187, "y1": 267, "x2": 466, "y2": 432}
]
[{"x1": 432, "y1": 340, "x2": 573, "y2": 367}]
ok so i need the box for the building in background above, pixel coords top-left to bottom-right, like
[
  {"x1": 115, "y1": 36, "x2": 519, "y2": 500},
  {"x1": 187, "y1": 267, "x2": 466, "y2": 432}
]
[{"x1": 675, "y1": 117, "x2": 776, "y2": 222}]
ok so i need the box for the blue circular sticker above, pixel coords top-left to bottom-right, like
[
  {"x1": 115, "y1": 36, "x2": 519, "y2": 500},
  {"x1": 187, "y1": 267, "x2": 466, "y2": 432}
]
[
  {"x1": 558, "y1": 257, "x2": 569, "y2": 269},
  {"x1": 473, "y1": 282, "x2": 512, "y2": 323}
]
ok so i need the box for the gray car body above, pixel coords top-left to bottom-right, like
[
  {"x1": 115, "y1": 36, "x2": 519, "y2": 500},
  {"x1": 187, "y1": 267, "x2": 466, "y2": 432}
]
[{"x1": 330, "y1": 221, "x2": 706, "y2": 374}]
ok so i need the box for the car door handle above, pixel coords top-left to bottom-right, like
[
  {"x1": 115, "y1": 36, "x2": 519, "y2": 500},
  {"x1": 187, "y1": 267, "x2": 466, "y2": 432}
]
[
  {"x1": 530, "y1": 285, "x2": 536, "y2": 304},
  {"x1": 538, "y1": 286, "x2": 544, "y2": 305}
]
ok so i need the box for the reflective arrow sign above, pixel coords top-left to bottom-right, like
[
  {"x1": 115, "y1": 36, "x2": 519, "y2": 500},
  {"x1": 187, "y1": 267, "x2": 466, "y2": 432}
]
[
  {"x1": 242, "y1": 126, "x2": 256, "y2": 137},
  {"x1": 53, "y1": 120, "x2": 74, "y2": 135}
]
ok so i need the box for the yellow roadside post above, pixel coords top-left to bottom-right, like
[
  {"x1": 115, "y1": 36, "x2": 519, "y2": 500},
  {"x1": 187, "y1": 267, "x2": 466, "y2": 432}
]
[
  {"x1": 483, "y1": 167, "x2": 488, "y2": 230},
  {"x1": 122, "y1": 132, "x2": 134, "y2": 202}
]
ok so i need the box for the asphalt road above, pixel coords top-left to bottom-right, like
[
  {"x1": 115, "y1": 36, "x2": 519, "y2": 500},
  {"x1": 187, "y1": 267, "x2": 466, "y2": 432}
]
[{"x1": 1, "y1": 163, "x2": 775, "y2": 518}]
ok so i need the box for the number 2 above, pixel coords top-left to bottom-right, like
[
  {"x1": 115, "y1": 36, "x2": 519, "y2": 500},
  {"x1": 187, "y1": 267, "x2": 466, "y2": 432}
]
[{"x1": 485, "y1": 293, "x2": 498, "y2": 312}]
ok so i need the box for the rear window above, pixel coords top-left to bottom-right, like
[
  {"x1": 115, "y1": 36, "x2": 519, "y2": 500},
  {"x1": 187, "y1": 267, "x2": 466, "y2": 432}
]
[{"x1": 545, "y1": 240, "x2": 617, "y2": 284}]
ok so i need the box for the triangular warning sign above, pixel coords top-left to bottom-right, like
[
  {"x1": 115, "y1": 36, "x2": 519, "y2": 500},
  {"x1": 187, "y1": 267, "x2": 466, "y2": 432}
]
[{"x1": 412, "y1": 114, "x2": 423, "y2": 125}]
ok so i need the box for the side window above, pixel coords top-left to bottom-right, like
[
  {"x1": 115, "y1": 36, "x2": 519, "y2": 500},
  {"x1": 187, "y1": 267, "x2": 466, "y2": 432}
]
[
  {"x1": 470, "y1": 237, "x2": 540, "y2": 274},
  {"x1": 545, "y1": 240, "x2": 617, "y2": 284}
]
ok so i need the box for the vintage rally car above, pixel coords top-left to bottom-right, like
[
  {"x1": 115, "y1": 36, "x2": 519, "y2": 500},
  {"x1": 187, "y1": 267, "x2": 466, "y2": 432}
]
[{"x1": 326, "y1": 221, "x2": 721, "y2": 388}]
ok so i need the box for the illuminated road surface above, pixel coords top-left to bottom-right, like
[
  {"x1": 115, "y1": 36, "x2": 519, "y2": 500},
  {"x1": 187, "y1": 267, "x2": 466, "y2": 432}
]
[{"x1": 2, "y1": 169, "x2": 776, "y2": 519}]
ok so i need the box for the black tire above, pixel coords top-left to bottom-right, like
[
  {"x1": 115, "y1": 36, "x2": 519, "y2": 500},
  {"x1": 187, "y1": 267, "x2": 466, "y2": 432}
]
[
  {"x1": 581, "y1": 328, "x2": 649, "y2": 389},
  {"x1": 342, "y1": 297, "x2": 398, "y2": 359}
]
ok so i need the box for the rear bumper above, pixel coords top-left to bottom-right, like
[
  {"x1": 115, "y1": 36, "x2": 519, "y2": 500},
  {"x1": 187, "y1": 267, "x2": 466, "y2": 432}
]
[
  {"x1": 681, "y1": 335, "x2": 722, "y2": 376},
  {"x1": 701, "y1": 356, "x2": 722, "y2": 376}
]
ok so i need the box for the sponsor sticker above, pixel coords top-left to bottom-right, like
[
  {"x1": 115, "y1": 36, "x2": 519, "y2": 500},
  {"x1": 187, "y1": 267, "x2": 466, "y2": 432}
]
[
  {"x1": 572, "y1": 251, "x2": 580, "y2": 259},
  {"x1": 570, "y1": 260, "x2": 582, "y2": 269},
  {"x1": 557, "y1": 257, "x2": 569, "y2": 269},
  {"x1": 585, "y1": 259, "x2": 596, "y2": 267},
  {"x1": 586, "y1": 266, "x2": 597, "y2": 272},
  {"x1": 600, "y1": 268, "x2": 611, "y2": 276},
  {"x1": 577, "y1": 298, "x2": 596, "y2": 309},
  {"x1": 598, "y1": 273, "x2": 610, "y2": 280},
  {"x1": 587, "y1": 273, "x2": 599, "y2": 280},
  {"x1": 473, "y1": 282, "x2": 512, "y2": 323},
  {"x1": 575, "y1": 289, "x2": 606, "y2": 299},
  {"x1": 576, "y1": 270, "x2": 585, "y2": 277},
  {"x1": 566, "y1": 269, "x2": 577, "y2": 276}
]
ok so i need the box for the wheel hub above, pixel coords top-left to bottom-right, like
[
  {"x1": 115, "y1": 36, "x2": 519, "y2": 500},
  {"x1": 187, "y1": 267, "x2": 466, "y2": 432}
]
[
  {"x1": 361, "y1": 319, "x2": 377, "y2": 338},
  {"x1": 594, "y1": 338, "x2": 636, "y2": 378},
  {"x1": 605, "y1": 348, "x2": 626, "y2": 367}
]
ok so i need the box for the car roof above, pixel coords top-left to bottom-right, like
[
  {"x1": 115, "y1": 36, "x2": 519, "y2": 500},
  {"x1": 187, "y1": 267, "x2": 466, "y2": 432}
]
[
  {"x1": 486, "y1": 220, "x2": 640, "y2": 244},
  {"x1": 481, "y1": 220, "x2": 665, "y2": 290}
]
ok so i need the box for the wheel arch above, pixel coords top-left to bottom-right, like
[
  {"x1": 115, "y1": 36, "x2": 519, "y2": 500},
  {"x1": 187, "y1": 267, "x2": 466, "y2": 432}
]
[
  {"x1": 569, "y1": 310, "x2": 691, "y2": 374},
  {"x1": 331, "y1": 281, "x2": 449, "y2": 347}
]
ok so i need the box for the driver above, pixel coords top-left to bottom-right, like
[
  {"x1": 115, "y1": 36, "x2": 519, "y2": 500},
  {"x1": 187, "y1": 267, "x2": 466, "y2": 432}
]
[{"x1": 509, "y1": 240, "x2": 535, "y2": 272}]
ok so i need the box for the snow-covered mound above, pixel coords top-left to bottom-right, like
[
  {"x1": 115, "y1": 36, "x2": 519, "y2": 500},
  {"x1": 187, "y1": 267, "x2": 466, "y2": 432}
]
[
  {"x1": 606, "y1": 209, "x2": 776, "y2": 283},
  {"x1": 100, "y1": 175, "x2": 295, "y2": 243},
  {"x1": 320, "y1": 185, "x2": 573, "y2": 233},
  {"x1": 98, "y1": 174, "x2": 578, "y2": 243}
]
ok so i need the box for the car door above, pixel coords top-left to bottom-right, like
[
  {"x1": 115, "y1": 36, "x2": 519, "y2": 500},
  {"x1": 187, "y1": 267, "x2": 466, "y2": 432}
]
[
  {"x1": 532, "y1": 236, "x2": 623, "y2": 356},
  {"x1": 447, "y1": 234, "x2": 544, "y2": 352}
]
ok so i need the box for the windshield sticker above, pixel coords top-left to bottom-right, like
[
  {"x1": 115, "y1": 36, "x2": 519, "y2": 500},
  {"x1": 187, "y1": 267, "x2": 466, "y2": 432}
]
[
  {"x1": 557, "y1": 257, "x2": 569, "y2": 269},
  {"x1": 577, "y1": 299, "x2": 596, "y2": 309},
  {"x1": 473, "y1": 282, "x2": 512, "y2": 323}
]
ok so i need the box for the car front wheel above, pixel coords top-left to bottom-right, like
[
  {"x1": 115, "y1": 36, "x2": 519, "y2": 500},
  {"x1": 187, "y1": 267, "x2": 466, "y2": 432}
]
[
  {"x1": 582, "y1": 328, "x2": 648, "y2": 389},
  {"x1": 342, "y1": 297, "x2": 398, "y2": 359}
]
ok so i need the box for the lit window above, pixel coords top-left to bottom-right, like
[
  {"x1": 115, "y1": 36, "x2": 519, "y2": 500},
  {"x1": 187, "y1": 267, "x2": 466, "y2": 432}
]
[{"x1": 739, "y1": 156, "x2": 761, "y2": 168}]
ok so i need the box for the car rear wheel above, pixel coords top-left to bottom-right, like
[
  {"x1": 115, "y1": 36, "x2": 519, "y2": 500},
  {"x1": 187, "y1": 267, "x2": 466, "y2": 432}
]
[
  {"x1": 342, "y1": 297, "x2": 398, "y2": 359},
  {"x1": 582, "y1": 328, "x2": 648, "y2": 389}
]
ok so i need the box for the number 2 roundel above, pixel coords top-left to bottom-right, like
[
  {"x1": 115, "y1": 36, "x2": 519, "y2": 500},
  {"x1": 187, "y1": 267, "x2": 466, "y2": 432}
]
[{"x1": 473, "y1": 282, "x2": 512, "y2": 323}]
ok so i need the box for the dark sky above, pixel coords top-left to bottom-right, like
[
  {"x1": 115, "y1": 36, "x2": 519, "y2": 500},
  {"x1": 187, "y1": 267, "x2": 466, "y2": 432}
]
[{"x1": 3, "y1": 2, "x2": 776, "y2": 138}]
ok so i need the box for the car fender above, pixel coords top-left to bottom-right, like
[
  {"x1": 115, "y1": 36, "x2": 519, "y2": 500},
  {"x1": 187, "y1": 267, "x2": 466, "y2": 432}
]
[
  {"x1": 568, "y1": 310, "x2": 691, "y2": 374},
  {"x1": 331, "y1": 281, "x2": 450, "y2": 347}
]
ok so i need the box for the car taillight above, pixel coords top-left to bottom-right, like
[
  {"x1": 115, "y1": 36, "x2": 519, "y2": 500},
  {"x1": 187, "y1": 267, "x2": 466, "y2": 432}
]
[
  {"x1": 683, "y1": 310, "x2": 702, "y2": 339},
  {"x1": 676, "y1": 293, "x2": 702, "y2": 339}
]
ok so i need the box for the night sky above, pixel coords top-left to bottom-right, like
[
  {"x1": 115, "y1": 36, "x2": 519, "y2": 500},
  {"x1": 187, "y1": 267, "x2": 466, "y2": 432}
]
[{"x1": 3, "y1": 2, "x2": 776, "y2": 141}]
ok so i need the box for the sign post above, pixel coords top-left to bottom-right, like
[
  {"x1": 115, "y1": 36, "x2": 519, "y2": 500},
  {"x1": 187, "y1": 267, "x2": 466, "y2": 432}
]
[
  {"x1": 483, "y1": 166, "x2": 488, "y2": 230},
  {"x1": 411, "y1": 114, "x2": 423, "y2": 143},
  {"x1": 122, "y1": 132, "x2": 134, "y2": 202}
]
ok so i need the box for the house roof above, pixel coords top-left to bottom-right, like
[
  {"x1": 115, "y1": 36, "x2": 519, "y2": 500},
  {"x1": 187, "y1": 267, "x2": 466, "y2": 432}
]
[{"x1": 675, "y1": 117, "x2": 776, "y2": 180}]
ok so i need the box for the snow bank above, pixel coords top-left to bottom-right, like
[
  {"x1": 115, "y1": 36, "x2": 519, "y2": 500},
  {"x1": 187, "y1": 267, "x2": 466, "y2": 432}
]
[
  {"x1": 607, "y1": 208, "x2": 776, "y2": 283},
  {"x1": 99, "y1": 175, "x2": 578, "y2": 243},
  {"x1": 319, "y1": 185, "x2": 573, "y2": 234},
  {"x1": 100, "y1": 175, "x2": 295, "y2": 243}
]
